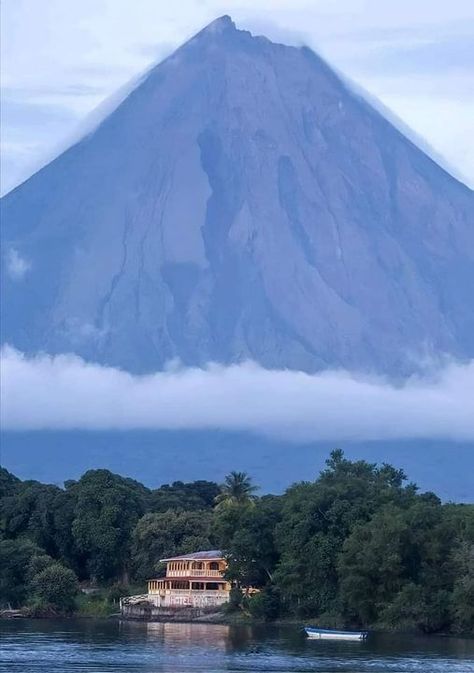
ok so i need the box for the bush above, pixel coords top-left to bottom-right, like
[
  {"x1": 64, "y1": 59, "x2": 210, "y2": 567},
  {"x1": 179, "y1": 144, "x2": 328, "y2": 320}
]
[
  {"x1": 380, "y1": 584, "x2": 451, "y2": 633},
  {"x1": 27, "y1": 554, "x2": 56, "y2": 580},
  {"x1": 107, "y1": 584, "x2": 130, "y2": 605},
  {"x1": 226, "y1": 587, "x2": 244, "y2": 612},
  {"x1": 75, "y1": 591, "x2": 110, "y2": 617},
  {"x1": 30, "y1": 563, "x2": 78, "y2": 612},
  {"x1": 0, "y1": 539, "x2": 53, "y2": 608},
  {"x1": 452, "y1": 575, "x2": 474, "y2": 633},
  {"x1": 247, "y1": 587, "x2": 281, "y2": 621}
]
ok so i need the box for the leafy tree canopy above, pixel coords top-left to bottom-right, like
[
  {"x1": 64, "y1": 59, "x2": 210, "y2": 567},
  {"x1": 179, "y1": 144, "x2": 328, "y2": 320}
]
[
  {"x1": 132, "y1": 509, "x2": 213, "y2": 580},
  {"x1": 1, "y1": 451, "x2": 473, "y2": 633},
  {"x1": 215, "y1": 471, "x2": 258, "y2": 508}
]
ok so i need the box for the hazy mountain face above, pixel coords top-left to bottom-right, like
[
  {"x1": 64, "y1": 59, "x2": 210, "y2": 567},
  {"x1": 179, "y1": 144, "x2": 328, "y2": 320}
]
[{"x1": 2, "y1": 16, "x2": 473, "y2": 374}]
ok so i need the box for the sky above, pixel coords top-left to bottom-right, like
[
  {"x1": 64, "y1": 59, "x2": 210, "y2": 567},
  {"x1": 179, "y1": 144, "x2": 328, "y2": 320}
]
[{"x1": 1, "y1": 0, "x2": 473, "y2": 194}]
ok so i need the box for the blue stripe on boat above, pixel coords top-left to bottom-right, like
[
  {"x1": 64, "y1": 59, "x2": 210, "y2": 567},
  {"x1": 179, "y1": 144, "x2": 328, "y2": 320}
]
[
  {"x1": 305, "y1": 627, "x2": 368, "y2": 637},
  {"x1": 306, "y1": 627, "x2": 365, "y2": 634}
]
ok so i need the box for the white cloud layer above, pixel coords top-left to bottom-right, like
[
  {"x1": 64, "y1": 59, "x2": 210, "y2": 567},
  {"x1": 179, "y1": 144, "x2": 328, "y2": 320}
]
[{"x1": 2, "y1": 347, "x2": 473, "y2": 442}]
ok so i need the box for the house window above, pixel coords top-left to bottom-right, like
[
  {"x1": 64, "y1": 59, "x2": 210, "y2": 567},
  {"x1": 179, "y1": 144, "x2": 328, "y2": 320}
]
[
  {"x1": 192, "y1": 561, "x2": 203, "y2": 570},
  {"x1": 191, "y1": 582, "x2": 205, "y2": 591},
  {"x1": 171, "y1": 581, "x2": 188, "y2": 590},
  {"x1": 209, "y1": 562, "x2": 219, "y2": 571}
]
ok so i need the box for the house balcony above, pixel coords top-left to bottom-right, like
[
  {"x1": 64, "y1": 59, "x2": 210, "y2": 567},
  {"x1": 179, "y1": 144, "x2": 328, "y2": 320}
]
[
  {"x1": 157, "y1": 588, "x2": 228, "y2": 596},
  {"x1": 166, "y1": 569, "x2": 223, "y2": 578}
]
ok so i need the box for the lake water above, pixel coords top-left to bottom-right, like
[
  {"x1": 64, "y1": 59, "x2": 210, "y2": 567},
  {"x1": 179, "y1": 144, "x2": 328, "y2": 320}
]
[{"x1": 1, "y1": 619, "x2": 474, "y2": 672}]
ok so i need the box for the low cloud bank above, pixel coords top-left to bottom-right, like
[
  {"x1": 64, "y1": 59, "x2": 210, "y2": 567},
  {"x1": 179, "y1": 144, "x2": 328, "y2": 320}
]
[{"x1": 1, "y1": 346, "x2": 473, "y2": 441}]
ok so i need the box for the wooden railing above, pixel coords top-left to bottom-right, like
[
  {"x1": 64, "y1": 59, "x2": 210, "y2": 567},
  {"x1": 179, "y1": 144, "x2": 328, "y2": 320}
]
[
  {"x1": 166, "y1": 569, "x2": 223, "y2": 578},
  {"x1": 120, "y1": 594, "x2": 149, "y2": 606},
  {"x1": 159, "y1": 588, "x2": 228, "y2": 595}
]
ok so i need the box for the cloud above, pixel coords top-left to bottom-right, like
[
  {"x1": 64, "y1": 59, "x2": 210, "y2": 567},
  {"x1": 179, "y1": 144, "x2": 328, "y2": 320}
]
[
  {"x1": 0, "y1": 96, "x2": 82, "y2": 194},
  {"x1": 1, "y1": 347, "x2": 473, "y2": 442},
  {"x1": 5, "y1": 249, "x2": 31, "y2": 280},
  {"x1": 353, "y1": 35, "x2": 474, "y2": 76},
  {"x1": 61, "y1": 319, "x2": 109, "y2": 346}
]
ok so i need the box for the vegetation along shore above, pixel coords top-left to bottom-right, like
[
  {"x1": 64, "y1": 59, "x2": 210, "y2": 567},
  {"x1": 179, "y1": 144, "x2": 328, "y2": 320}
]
[{"x1": 1, "y1": 450, "x2": 473, "y2": 634}]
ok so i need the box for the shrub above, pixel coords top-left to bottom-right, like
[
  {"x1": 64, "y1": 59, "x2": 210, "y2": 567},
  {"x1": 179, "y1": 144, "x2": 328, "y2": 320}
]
[
  {"x1": 30, "y1": 563, "x2": 78, "y2": 612},
  {"x1": 247, "y1": 587, "x2": 281, "y2": 621}
]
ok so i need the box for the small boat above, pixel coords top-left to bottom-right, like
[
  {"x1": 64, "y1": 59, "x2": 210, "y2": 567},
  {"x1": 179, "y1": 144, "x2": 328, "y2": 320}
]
[{"x1": 304, "y1": 626, "x2": 368, "y2": 641}]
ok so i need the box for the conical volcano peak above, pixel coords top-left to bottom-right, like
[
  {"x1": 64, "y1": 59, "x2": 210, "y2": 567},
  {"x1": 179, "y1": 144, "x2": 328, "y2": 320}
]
[
  {"x1": 198, "y1": 14, "x2": 237, "y2": 37},
  {"x1": 1, "y1": 14, "x2": 473, "y2": 376},
  {"x1": 207, "y1": 15, "x2": 236, "y2": 31}
]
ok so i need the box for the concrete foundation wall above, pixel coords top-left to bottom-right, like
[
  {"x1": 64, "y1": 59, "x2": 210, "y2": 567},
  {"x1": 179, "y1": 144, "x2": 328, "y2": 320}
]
[
  {"x1": 147, "y1": 592, "x2": 229, "y2": 609},
  {"x1": 120, "y1": 602, "x2": 222, "y2": 621}
]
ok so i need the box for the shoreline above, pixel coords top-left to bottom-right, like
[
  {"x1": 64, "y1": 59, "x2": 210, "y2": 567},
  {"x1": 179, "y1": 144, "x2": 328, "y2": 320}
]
[{"x1": 2, "y1": 609, "x2": 473, "y2": 640}]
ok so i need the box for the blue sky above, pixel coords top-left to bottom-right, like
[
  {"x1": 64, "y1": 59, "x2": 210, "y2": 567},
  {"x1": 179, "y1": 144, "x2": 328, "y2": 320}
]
[{"x1": 1, "y1": 0, "x2": 473, "y2": 193}]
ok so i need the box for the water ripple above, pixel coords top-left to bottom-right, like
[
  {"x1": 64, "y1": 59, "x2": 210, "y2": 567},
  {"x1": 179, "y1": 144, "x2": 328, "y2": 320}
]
[{"x1": 1, "y1": 620, "x2": 473, "y2": 673}]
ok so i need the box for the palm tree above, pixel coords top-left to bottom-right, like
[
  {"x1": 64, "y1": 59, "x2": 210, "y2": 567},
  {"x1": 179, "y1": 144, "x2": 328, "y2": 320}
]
[{"x1": 215, "y1": 471, "x2": 258, "y2": 508}]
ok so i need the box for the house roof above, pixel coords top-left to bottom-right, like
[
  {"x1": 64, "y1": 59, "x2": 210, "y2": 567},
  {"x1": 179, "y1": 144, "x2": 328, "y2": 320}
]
[
  {"x1": 148, "y1": 576, "x2": 227, "y2": 583},
  {"x1": 159, "y1": 550, "x2": 224, "y2": 562}
]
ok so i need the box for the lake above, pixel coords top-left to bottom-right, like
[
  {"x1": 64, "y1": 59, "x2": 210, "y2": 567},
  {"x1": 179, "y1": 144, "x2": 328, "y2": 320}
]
[{"x1": 1, "y1": 619, "x2": 473, "y2": 672}]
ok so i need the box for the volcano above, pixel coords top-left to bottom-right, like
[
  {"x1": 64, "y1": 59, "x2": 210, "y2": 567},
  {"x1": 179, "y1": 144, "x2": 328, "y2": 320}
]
[{"x1": 2, "y1": 15, "x2": 473, "y2": 374}]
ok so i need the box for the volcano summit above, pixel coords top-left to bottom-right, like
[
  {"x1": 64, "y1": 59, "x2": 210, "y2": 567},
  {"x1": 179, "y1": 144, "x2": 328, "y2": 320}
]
[{"x1": 2, "y1": 16, "x2": 473, "y2": 374}]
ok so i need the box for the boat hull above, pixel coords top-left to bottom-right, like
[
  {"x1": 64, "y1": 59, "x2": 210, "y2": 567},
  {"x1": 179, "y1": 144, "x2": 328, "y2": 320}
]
[{"x1": 305, "y1": 627, "x2": 368, "y2": 641}]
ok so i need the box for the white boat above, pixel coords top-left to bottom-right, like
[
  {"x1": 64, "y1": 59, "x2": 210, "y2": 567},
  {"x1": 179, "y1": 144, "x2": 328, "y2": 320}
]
[{"x1": 304, "y1": 626, "x2": 368, "y2": 641}]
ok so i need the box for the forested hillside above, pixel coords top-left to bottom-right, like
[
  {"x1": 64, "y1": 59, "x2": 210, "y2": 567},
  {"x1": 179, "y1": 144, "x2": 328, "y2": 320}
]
[{"x1": 1, "y1": 451, "x2": 473, "y2": 633}]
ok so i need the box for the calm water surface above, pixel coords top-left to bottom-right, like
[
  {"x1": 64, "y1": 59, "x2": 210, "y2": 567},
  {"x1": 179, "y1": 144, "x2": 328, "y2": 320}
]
[{"x1": 1, "y1": 619, "x2": 473, "y2": 673}]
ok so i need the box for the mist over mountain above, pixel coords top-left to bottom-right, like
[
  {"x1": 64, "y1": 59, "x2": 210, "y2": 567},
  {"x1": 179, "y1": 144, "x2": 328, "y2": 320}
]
[{"x1": 2, "y1": 15, "x2": 473, "y2": 375}]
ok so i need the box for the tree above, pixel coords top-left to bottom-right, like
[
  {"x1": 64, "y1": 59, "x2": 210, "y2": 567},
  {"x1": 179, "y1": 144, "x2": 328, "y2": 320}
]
[
  {"x1": 131, "y1": 510, "x2": 213, "y2": 580},
  {"x1": 1, "y1": 479, "x2": 68, "y2": 558},
  {"x1": 337, "y1": 488, "x2": 458, "y2": 632},
  {"x1": 380, "y1": 583, "x2": 451, "y2": 633},
  {"x1": 215, "y1": 472, "x2": 258, "y2": 508},
  {"x1": 247, "y1": 586, "x2": 282, "y2": 620},
  {"x1": 452, "y1": 571, "x2": 474, "y2": 632},
  {"x1": 149, "y1": 480, "x2": 220, "y2": 512},
  {"x1": 449, "y1": 506, "x2": 474, "y2": 632},
  {"x1": 215, "y1": 496, "x2": 281, "y2": 587},
  {"x1": 1, "y1": 456, "x2": 473, "y2": 634},
  {"x1": 273, "y1": 450, "x2": 417, "y2": 617},
  {"x1": 68, "y1": 470, "x2": 148, "y2": 582},
  {"x1": 0, "y1": 538, "x2": 45, "y2": 607},
  {"x1": 27, "y1": 552, "x2": 56, "y2": 580},
  {"x1": 31, "y1": 563, "x2": 78, "y2": 612},
  {"x1": 0, "y1": 468, "x2": 20, "y2": 500},
  {"x1": 338, "y1": 505, "x2": 413, "y2": 625}
]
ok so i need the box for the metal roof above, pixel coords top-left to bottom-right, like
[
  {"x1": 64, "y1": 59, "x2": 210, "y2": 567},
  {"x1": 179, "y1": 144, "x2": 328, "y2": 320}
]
[
  {"x1": 147, "y1": 576, "x2": 227, "y2": 582},
  {"x1": 159, "y1": 550, "x2": 224, "y2": 562}
]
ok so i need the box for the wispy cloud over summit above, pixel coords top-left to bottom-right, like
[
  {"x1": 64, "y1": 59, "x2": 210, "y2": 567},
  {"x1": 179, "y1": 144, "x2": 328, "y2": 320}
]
[{"x1": 1, "y1": 1, "x2": 473, "y2": 192}]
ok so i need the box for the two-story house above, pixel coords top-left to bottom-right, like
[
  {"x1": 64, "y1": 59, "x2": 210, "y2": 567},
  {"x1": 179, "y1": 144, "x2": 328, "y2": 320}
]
[{"x1": 147, "y1": 550, "x2": 231, "y2": 608}]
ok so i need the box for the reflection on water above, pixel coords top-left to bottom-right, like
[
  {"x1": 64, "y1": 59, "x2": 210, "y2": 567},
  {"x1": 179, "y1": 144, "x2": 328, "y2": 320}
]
[
  {"x1": 144, "y1": 621, "x2": 232, "y2": 655},
  {"x1": 146, "y1": 620, "x2": 230, "y2": 644},
  {"x1": 0, "y1": 618, "x2": 473, "y2": 673}
]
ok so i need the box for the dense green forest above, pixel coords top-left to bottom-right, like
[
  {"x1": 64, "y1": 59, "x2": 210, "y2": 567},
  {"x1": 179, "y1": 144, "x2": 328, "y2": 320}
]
[{"x1": 1, "y1": 450, "x2": 473, "y2": 633}]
